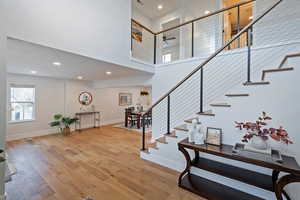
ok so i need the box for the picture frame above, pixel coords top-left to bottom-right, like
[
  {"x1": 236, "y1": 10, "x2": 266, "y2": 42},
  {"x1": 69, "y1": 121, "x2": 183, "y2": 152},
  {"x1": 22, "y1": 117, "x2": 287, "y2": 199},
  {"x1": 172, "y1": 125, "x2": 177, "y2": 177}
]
[
  {"x1": 131, "y1": 21, "x2": 143, "y2": 42},
  {"x1": 119, "y1": 93, "x2": 132, "y2": 106},
  {"x1": 206, "y1": 127, "x2": 222, "y2": 146}
]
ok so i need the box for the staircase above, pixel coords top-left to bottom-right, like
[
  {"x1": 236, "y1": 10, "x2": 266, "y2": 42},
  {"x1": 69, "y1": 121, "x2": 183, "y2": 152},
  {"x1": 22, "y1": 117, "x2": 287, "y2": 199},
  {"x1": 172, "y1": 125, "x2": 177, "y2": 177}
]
[
  {"x1": 142, "y1": 52, "x2": 299, "y2": 199},
  {"x1": 138, "y1": 0, "x2": 300, "y2": 199},
  {"x1": 142, "y1": 53, "x2": 297, "y2": 155}
]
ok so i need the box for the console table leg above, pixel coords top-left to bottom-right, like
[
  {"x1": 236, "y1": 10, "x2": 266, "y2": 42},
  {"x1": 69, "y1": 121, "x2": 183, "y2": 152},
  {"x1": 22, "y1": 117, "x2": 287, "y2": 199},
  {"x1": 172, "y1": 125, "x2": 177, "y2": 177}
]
[
  {"x1": 178, "y1": 146, "x2": 192, "y2": 186},
  {"x1": 272, "y1": 170, "x2": 280, "y2": 189},
  {"x1": 275, "y1": 174, "x2": 300, "y2": 200},
  {"x1": 194, "y1": 150, "x2": 199, "y2": 163}
]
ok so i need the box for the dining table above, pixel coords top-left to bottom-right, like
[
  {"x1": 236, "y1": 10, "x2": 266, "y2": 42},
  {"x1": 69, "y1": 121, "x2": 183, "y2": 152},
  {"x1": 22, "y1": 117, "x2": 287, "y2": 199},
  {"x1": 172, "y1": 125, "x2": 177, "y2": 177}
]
[{"x1": 125, "y1": 110, "x2": 146, "y2": 129}]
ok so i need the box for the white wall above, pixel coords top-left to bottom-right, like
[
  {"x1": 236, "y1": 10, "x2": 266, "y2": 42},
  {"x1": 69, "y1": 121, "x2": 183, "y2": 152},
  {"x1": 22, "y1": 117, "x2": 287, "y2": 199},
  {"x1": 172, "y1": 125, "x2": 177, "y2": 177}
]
[
  {"x1": 254, "y1": 0, "x2": 300, "y2": 46},
  {"x1": 0, "y1": 13, "x2": 7, "y2": 200},
  {"x1": 6, "y1": 74, "x2": 152, "y2": 141},
  {"x1": 2, "y1": 0, "x2": 154, "y2": 73},
  {"x1": 132, "y1": 9, "x2": 155, "y2": 63},
  {"x1": 7, "y1": 74, "x2": 72, "y2": 141},
  {"x1": 94, "y1": 87, "x2": 152, "y2": 124}
]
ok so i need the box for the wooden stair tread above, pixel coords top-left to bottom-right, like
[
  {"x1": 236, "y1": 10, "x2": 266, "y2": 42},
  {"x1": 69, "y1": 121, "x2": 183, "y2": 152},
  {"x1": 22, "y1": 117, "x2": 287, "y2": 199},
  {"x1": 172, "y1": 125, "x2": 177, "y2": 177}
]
[
  {"x1": 210, "y1": 103, "x2": 231, "y2": 107},
  {"x1": 225, "y1": 94, "x2": 249, "y2": 97},
  {"x1": 184, "y1": 118, "x2": 201, "y2": 124},
  {"x1": 279, "y1": 53, "x2": 300, "y2": 68},
  {"x1": 262, "y1": 67, "x2": 294, "y2": 80},
  {"x1": 147, "y1": 142, "x2": 158, "y2": 150},
  {"x1": 197, "y1": 111, "x2": 215, "y2": 116},
  {"x1": 263, "y1": 67, "x2": 294, "y2": 73},
  {"x1": 164, "y1": 132, "x2": 177, "y2": 138},
  {"x1": 243, "y1": 81, "x2": 270, "y2": 86},
  {"x1": 141, "y1": 149, "x2": 150, "y2": 154},
  {"x1": 156, "y1": 137, "x2": 168, "y2": 144},
  {"x1": 174, "y1": 124, "x2": 188, "y2": 132}
]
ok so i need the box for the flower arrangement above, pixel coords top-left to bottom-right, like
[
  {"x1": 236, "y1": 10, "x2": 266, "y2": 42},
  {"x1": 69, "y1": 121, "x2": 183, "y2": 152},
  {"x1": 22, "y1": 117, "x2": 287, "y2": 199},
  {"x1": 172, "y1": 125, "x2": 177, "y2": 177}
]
[{"x1": 235, "y1": 112, "x2": 293, "y2": 145}]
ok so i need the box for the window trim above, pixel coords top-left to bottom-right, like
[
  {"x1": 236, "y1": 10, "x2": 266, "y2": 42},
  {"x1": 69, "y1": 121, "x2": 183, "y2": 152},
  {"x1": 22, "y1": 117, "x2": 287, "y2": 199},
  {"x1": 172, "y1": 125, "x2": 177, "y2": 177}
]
[
  {"x1": 162, "y1": 53, "x2": 172, "y2": 64},
  {"x1": 8, "y1": 84, "x2": 36, "y2": 123}
]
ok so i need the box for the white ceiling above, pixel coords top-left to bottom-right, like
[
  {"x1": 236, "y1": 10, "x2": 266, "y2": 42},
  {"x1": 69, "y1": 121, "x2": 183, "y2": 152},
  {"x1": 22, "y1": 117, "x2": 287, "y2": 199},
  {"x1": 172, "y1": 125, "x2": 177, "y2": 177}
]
[
  {"x1": 7, "y1": 38, "x2": 152, "y2": 81},
  {"x1": 132, "y1": 0, "x2": 182, "y2": 20}
]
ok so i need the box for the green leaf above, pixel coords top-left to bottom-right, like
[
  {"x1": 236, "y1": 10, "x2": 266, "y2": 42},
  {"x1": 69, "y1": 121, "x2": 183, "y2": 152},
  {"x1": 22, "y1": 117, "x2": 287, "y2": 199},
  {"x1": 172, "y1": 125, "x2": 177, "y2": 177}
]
[
  {"x1": 62, "y1": 117, "x2": 78, "y2": 128},
  {"x1": 54, "y1": 114, "x2": 63, "y2": 120},
  {"x1": 49, "y1": 121, "x2": 61, "y2": 127}
]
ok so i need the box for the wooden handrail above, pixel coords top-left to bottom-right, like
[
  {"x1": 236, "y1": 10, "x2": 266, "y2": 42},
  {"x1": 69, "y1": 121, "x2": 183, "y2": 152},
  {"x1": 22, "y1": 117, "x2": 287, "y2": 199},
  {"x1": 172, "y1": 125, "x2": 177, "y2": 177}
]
[
  {"x1": 131, "y1": 0, "x2": 255, "y2": 36},
  {"x1": 155, "y1": 0, "x2": 255, "y2": 35},
  {"x1": 142, "y1": 0, "x2": 282, "y2": 117},
  {"x1": 131, "y1": 19, "x2": 156, "y2": 35}
]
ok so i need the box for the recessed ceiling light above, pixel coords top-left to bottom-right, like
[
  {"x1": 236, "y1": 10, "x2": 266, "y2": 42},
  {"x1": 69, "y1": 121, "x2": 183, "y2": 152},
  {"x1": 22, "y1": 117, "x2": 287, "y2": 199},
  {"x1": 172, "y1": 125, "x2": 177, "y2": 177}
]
[
  {"x1": 77, "y1": 76, "x2": 83, "y2": 80},
  {"x1": 249, "y1": 16, "x2": 253, "y2": 20},
  {"x1": 106, "y1": 71, "x2": 112, "y2": 75},
  {"x1": 31, "y1": 70, "x2": 37, "y2": 74},
  {"x1": 204, "y1": 10, "x2": 210, "y2": 14},
  {"x1": 158, "y1": 5, "x2": 163, "y2": 10},
  {"x1": 53, "y1": 62, "x2": 61, "y2": 66}
]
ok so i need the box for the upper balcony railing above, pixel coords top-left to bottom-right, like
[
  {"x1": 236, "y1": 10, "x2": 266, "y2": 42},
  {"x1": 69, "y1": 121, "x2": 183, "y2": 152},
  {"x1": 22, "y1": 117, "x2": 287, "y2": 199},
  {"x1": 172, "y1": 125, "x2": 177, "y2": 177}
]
[{"x1": 131, "y1": 0, "x2": 255, "y2": 65}]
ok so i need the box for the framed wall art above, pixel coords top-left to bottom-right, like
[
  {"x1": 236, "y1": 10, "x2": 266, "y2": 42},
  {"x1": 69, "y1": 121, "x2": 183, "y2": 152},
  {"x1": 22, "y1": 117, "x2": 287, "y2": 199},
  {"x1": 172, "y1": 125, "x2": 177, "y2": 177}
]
[
  {"x1": 206, "y1": 127, "x2": 222, "y2": 146},
  {"x1": 119, "y1": 93, "x2": 132, "y2": 106}
]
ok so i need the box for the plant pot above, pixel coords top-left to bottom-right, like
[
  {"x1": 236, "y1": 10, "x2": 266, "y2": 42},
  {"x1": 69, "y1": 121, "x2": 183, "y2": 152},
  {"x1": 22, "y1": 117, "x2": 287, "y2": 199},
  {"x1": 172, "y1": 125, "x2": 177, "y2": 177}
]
[
  {"x1": 250, "y1": 136, "x2": 268, "y2": 150},
  {"x1": 63, "y1": 127, "x2": 71, "y2": 136}
]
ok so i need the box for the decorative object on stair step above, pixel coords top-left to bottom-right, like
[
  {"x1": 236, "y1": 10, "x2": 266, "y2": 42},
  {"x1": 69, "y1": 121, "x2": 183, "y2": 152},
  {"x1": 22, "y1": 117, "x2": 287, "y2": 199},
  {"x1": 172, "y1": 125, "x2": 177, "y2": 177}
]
[
  {"x1": 188, "y1": 119, "x2": 198, "y2": 143},
  {"x1": 235, "y1": 112, "x2": 293, "y2": 153},
  {"x1": 194, "y1": 124, "x2": 205, "y2": 145},
  {"x1": 206, "y1": 127, "x2": 222, "y2": 146}
]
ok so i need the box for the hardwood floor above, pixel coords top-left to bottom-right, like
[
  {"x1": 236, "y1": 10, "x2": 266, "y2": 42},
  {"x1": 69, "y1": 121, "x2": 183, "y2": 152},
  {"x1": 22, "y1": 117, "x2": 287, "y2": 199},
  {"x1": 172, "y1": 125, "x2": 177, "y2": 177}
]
[{"x1": 6, "y1": 125, "x2": 204, "y2": 200}]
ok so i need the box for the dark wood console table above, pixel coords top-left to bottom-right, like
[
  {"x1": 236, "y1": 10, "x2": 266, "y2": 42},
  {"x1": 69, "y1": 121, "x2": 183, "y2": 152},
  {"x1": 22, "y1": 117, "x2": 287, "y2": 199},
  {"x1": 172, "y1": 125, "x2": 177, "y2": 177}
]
[
  {"x1": 178, "y1": 138, "x2": 300, "y2": 200},
  {"x1": 75, "y1": 111, "x2": 100, "y2": 132}
]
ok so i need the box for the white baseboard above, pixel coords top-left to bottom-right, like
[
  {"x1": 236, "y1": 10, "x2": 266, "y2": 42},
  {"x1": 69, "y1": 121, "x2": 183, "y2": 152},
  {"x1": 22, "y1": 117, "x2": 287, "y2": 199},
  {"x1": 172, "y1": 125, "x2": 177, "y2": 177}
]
[
  {"x1": 101, "y1": 119, "x2": 123, "y2": 126},
  {"x1": 6, "y1": 128, "x2": 58, "y2": 141},
  {"x1": 6, "y1": 119, "x2": 124, "y2": 141}
]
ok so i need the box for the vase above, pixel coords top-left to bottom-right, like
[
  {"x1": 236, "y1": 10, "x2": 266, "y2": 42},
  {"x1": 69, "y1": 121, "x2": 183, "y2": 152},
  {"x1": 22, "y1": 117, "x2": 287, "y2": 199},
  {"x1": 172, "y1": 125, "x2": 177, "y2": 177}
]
[
  {"x1": 194, "y1": 125, "x2": 204, "y2": 145},
  {"x1": 250, "y1": 136, "x2": 268, "y2": 150}
]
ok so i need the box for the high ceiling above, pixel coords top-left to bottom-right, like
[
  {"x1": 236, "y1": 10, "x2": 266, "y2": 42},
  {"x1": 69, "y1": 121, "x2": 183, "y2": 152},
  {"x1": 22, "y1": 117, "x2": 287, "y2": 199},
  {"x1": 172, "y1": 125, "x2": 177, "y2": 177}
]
[
  {"x1": 7, "y1": 38, "x2": 152, "y2": 81},
  {"x1": 132, "y1": 0, "x2": 182, "y2": 20}
]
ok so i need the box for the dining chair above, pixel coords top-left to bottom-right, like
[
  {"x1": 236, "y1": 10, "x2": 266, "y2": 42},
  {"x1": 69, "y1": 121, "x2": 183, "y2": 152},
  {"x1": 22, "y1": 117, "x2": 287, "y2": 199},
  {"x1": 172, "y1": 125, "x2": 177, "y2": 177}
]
[{"x1": 125, "y1": 108, "x2": 138, "y2": 127}]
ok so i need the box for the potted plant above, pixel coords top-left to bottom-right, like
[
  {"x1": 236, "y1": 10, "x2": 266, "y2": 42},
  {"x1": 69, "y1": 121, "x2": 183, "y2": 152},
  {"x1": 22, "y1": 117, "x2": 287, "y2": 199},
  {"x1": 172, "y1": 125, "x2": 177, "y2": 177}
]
[
  {"x1": 235, "y1": 112, "x2": 293, "y2": 150},
  {"x1": 49, "y1": 114, "x2": 78, "y2": 136}
]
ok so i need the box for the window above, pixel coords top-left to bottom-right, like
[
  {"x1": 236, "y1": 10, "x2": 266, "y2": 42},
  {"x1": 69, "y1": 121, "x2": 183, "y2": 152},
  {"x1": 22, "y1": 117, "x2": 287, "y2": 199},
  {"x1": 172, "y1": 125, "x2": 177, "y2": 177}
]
[
  {"x1": 162, "y1": 53, "x2": 172, "y2": 63},
  {"x1": 9, "y1": 84, "x2": 35, "y2": 122}
]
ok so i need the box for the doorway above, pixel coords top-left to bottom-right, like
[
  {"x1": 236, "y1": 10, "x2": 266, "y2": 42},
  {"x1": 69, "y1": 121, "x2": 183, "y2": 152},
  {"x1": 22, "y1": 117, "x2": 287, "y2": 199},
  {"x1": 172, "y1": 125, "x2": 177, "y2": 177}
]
[{"x1": 223, "y1": 0, "x2": 253, "y2": 50}]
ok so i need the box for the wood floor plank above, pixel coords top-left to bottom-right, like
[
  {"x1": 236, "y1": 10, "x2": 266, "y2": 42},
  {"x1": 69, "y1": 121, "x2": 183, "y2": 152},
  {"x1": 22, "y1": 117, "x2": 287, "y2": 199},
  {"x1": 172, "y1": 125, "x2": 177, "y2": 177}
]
[{"x1": 6, "y1": 125, "x2": 205, "y2": 200}]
